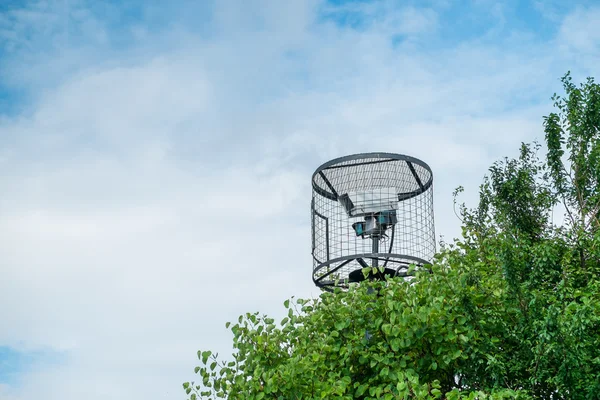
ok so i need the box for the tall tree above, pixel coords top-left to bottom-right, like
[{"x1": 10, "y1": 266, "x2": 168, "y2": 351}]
[{"x1": 184, "y1": 74, "x2": 600, "y2": 399}]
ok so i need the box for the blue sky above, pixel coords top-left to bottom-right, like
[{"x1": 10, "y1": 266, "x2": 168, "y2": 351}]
[
  {"x1": 0, "y1": 0, "x2": 599, "y2": 399},
  {"x1": 0, "y1": 346, "x2": 63, "y2": 387},
  {"x1": 0, "y1": 347, "x2": 25, "y2": 385},
  {"x1": 0, "y1": 0, "x2": 596, "y2": 114}
]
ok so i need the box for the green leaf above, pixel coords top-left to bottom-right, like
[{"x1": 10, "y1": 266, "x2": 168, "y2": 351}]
[
  {"x1": 356, "y1": 384, "x2": 367, "y2": 396},
  {"x1": 201, "y1": 351, "x2": 211, "y2": 364}
]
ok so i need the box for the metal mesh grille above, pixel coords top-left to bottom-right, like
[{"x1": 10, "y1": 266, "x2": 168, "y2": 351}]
[{"x1": 311, "y1": 153, "x2": 435, "y2": 289}]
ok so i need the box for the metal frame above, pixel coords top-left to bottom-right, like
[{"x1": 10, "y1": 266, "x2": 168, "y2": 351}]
[
  {"x1": 311, "y1": 152, "x2": 435, "y2": 289},
  {"x1": 313, "y1": 253, "x2": 430, "y2": 284},
  {"x1": 312, "y1": 152, "x2": 433, "y2": 202}
]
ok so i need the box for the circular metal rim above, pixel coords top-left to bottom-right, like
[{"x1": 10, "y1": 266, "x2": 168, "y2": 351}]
[
  {"x1": 311, "y1": 152, "x2": 433, "y2": 201},
  {"x1": 312, "y1": 253, "x2": 431, "y2": 288}
]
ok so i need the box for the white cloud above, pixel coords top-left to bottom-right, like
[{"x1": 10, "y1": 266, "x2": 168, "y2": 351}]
[
  {"x1": 557, "y1": 6, "x2": 600, "y2": 61},
  {"x1": 321, "y1": 2, "x2": 438, "y2": 37},
  {"x1": 0, "y1": 1, "x2": 598, "y2": 399}
]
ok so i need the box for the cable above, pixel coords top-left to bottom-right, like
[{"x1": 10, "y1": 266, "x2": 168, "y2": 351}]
[{"x1": 382, "y1": 224, "x2": 395, "y2": 270}]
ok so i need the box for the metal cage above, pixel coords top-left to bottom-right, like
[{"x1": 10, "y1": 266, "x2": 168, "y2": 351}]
[{"x1": 311, "y1": 152, "x2": 435, "y2": 289}]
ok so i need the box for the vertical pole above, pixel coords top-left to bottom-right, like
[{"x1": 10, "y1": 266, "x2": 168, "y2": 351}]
[
  {"x1": 366, "y1": 238, "x2": 379, "y2": 343},
  {"x1": 372, "y1": 236, "x2": 379, "y2": 269}
]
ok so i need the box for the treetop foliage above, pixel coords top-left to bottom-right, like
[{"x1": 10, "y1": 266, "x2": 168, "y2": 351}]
[{"x1": 184, "y1": 73, "x2": 600, "y2": 399}]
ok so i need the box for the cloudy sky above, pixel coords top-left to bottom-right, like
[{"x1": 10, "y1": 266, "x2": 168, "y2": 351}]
[{"x1": 0, "y1": 0, "x2": 599, "y2": 398}]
